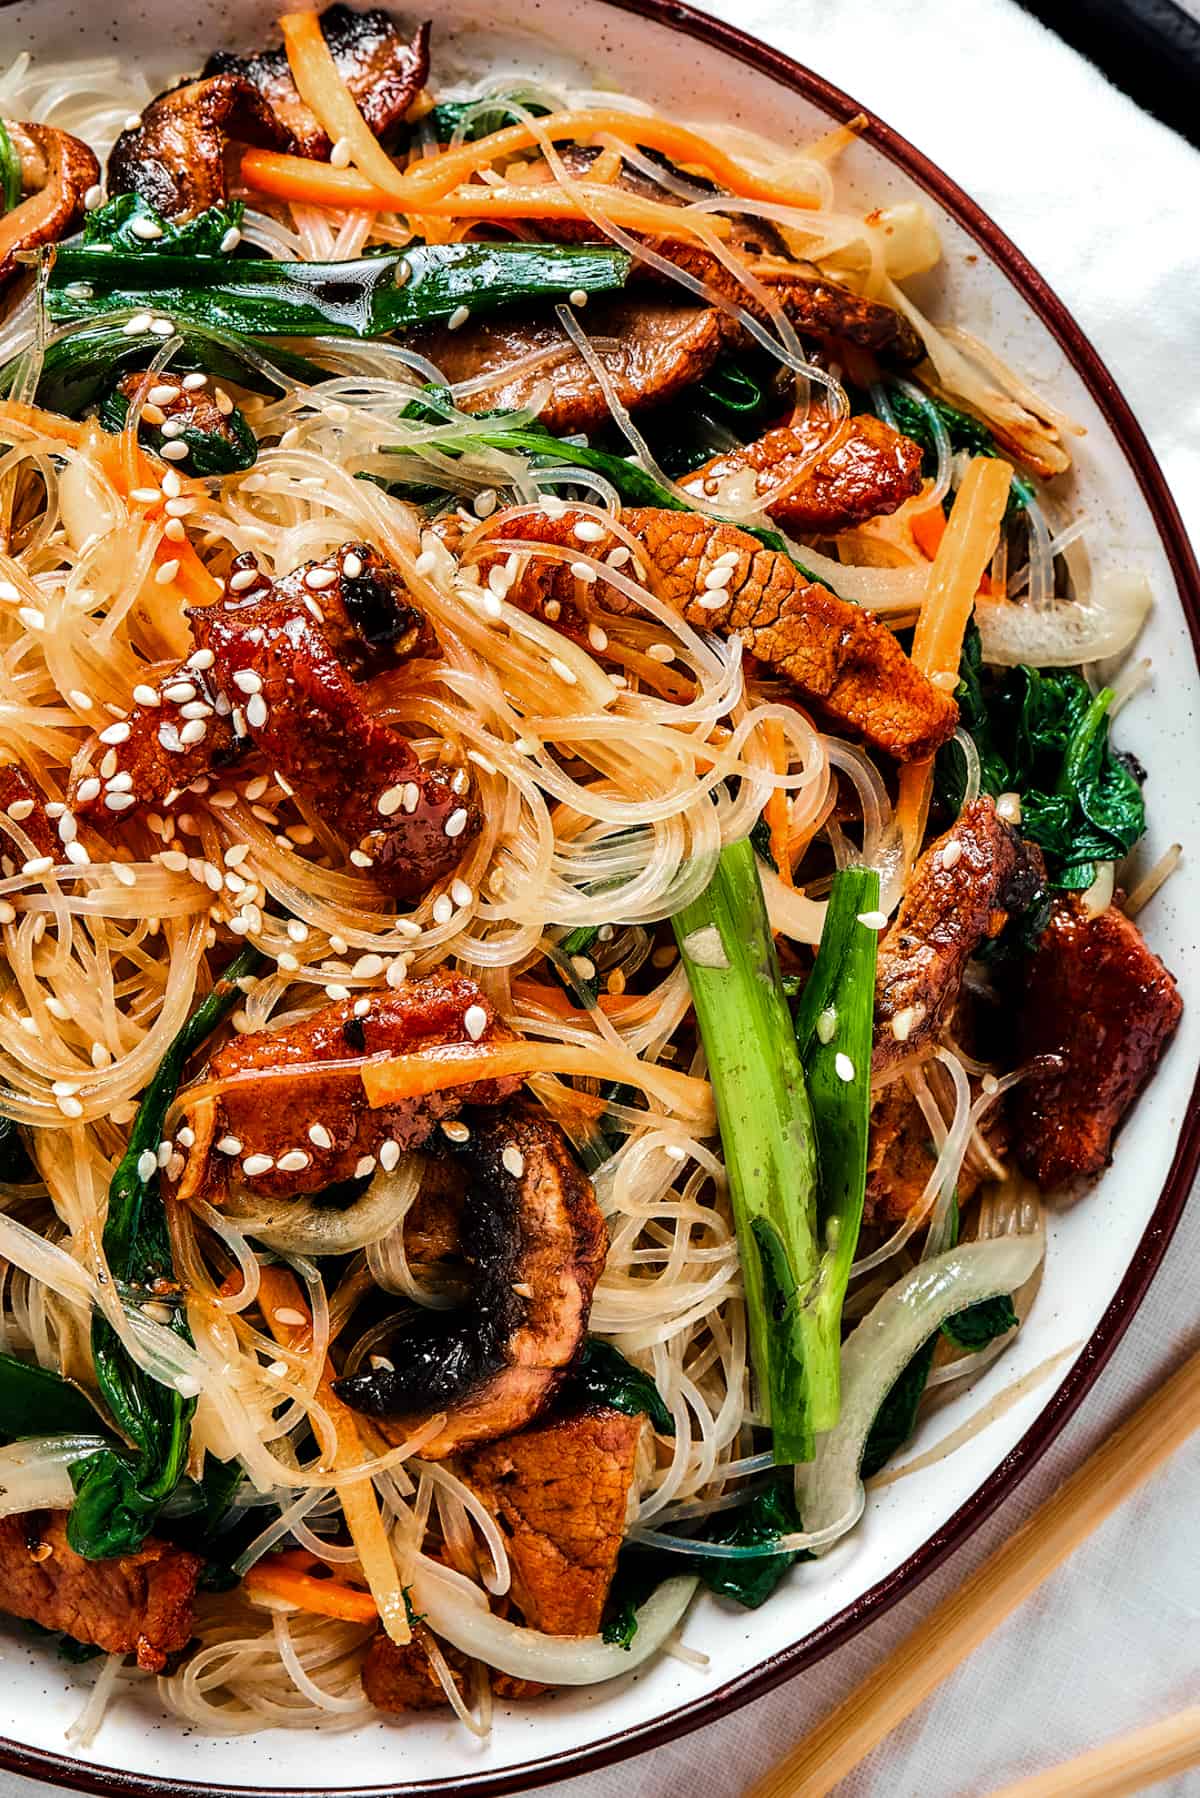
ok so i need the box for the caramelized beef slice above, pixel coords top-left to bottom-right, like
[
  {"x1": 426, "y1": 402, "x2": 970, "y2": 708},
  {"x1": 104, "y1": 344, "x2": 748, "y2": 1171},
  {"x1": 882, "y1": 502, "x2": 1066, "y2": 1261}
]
[
  {"x1": 865, "y1": 1078, "x2": 1007, "y2": 1223},
  {"x1": 874, "y1": 798, "x2": 1045, "y2": 1077},
  {"x1": 514, "y1": 144, "x2": 924, "y2": 365},
  {"x1": 0, "y1": 765, "x2": 59, "y2": 867},
  {"x1": 205, "y1": 8, "x2": 430, "y2": 160},
  {"x1": 460, "y1": 1406, "x2": 644, "y2": 1638},
  {"x1": 107, "y1": 74, "x2": 294, "y2": 219},
  {"x1": 0, "y1": 121, "x2": 99, "y2": 284},
  {"x1": 407, "y1": 295, "x2": 724, "y2": 434},
  {"x1": 362, "y1": 1627, "x2": 468, "y2": 1712},
  {"x1": 205, "y1": 974, "x2": 520, "y2": 1200},
  {"x1": 0, "y1": 1511, "x2": 200, "y2": 1672},
  {"x1": 334, "y1": 1109, "x2": 608, "y2": 1459},
  {"x1": 402, "y1": 1155, "x2": 464, "y2": 1263},
  {"x1": 487, "y1": 506, "x2": 957, "y2": 762},
  {"x1": 1011, "y1": 898, "x2": 1182, "y2": 1189},
  {"x1": 683, "y1": 411, "x2": 924, "y2": 534}
]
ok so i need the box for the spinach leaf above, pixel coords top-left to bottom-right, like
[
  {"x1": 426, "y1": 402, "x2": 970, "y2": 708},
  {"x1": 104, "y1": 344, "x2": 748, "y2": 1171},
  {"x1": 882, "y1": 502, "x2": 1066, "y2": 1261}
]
[
  {"x1": 0, "y1": 119, "x2": 21, "y2": 217},
  {"x1": 860, "y1": 1333, "x2": 939, "y2": 1479},
  {"x1": 67, "y1": 946, "x2": 262, "y2": 1560},
  {"x1": 98, "y1": 384, "x2": 258, "y2": 477},
  {"x1": 424, "y1": 95, "x2": 550, "y2": 144},
  {"x1": 935, "y1": 624, "x2": 1145, "y2": 890},
  {"x1": 884, "y1": 385, "x2": 1034, "y2": 518},
  {"x1": 83, "y1": 194, "x2": 245, "y2": 258},
  {"x1": 0, "y1": 1351, "x2": 103, "y2": 1441},
  {"x1": 943, "y1": 1294, "x2": 1018, "y2": 1351},
  {"x1": 564, "y1": 1338, "x2": 675, "y2": 1435}
]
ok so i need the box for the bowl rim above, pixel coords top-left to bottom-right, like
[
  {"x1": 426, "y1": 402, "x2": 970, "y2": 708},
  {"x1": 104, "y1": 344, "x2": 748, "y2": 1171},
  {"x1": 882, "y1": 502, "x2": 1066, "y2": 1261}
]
[{"x1": 3, "y1": 1, "x2": 1198, "y2": 1794}]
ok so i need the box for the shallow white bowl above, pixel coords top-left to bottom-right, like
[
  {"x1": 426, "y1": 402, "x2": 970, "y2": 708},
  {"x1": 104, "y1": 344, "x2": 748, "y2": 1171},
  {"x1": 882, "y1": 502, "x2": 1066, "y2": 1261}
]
[{"x1": 1, "y1": 0, "x2": 1198, "y2": 1791}]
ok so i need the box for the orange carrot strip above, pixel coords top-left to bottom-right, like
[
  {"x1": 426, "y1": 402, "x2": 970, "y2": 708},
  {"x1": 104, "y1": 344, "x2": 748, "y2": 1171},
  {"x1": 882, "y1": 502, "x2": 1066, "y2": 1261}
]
[
  {"x1": 510, "y1": 979, "x2": 642, "y2": 1019},
  {"x1": 895, "y1": 455, "x2": 1012, "y2": 866},
  {"x1": 910, "y1": 504, "x2": 947, "y2": 561},
  {"x1": 763, "y1": 719, "x2": 794, "y2": 890},
  {"x1": 279, "y1": 10, "x2": 416, "y2": 201},
  {"x1": 243, "y1": 1559, "x2": 379, "y2": 1624}
]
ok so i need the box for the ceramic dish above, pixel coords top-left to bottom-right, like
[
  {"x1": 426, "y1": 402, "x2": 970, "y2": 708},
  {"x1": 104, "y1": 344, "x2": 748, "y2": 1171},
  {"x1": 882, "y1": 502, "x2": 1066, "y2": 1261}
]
[{"x1": 1, "y1": 0, "x2": 1198, "y2": 1792}]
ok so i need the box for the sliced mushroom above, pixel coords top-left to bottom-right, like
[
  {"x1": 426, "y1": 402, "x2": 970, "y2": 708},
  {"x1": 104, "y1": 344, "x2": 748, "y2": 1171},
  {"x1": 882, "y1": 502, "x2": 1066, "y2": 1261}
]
[
  {"x1": 205, "y1": 5, "x2": 430, "y2": 160},
  {"x1": 0, "y1": 121, "x2": 100, "y2": 285},
  {"x1": 408, "y1": 294, "x2": 725, "y2": 434},
  {"x1": 334, "y1": 1108, "x2": 607, "y2": 1458},
  {"x1": 107, "y1": 74, "x2": 294, "y2": 220}
]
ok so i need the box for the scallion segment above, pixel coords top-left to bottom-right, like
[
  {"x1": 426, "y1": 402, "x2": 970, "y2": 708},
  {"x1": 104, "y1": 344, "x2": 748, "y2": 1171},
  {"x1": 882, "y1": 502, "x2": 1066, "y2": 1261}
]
[{"x1": 671, "y1": 838, "x2": 821, "y2": 1464}]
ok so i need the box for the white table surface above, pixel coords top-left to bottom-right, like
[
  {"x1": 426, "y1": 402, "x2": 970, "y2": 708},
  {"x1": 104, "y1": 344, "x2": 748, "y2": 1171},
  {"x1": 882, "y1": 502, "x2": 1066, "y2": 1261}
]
[{"x1": 2, "y1": 3, "x2": 1197, "y2": 1797}]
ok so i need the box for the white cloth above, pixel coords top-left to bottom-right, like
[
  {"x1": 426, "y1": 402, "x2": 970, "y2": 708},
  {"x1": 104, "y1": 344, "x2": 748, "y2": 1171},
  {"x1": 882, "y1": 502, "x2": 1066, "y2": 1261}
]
[{"x1": 541, "y1": 3, "x2": 1200, "y2": 1794}]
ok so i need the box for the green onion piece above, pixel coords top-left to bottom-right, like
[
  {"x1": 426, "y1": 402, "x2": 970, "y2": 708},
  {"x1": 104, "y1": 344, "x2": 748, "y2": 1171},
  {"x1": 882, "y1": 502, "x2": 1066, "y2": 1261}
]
[
  {"x1": 46, "y1": 242, "x2": 631, "y2": 338},
  {"x1": 794, "y1": 866, "x2": 880, "y2": 1432},
  {"x1": 671, "y1": 838, "x2": 821, "y2": 1463},
  {"x1": 0, "y1": 119, "x2": 21, "y2": 217}
]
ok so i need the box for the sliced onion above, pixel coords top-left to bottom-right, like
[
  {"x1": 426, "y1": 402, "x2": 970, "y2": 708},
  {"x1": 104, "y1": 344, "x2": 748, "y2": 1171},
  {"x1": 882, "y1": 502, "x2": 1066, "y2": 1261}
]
[
  {"x1": 794, "y1": 543, "x2": 930, "y2": 612},
  {"x1": 0, "y1": 1434, "x2": 111, "y2": 1518},
  {"x1": 228, "y1": 1160, "x2": 423, "y2": 1254},
  {"x1": 976, "y1": 570, "x2": 1152, "y2": 667},
  {"x1": 797, "y1": 1229, "x2": 1046, "y2": 1543},
  {"x1": 410, "y1": 1559, "x2": 698, "y2": 1685}
]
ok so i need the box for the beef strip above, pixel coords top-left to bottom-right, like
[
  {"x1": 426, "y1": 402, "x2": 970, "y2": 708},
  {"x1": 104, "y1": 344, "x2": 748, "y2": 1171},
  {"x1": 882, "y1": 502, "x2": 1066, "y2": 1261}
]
[
  {"x1": 107, "y1": 74, "x2": 294, "y2": 220},
  {"x1": 0, "y1": 122, "x2": 99, "y2": 286},
  {"x1": 460, "y1": 1405, "x2": 646, "y2": 1637},
  {"x1": 1011, "y1": 897, "x2": 1182, "y2": 1189},
  {"x1": 407, "y1": 295, "x2": 725, "y2": 434},
  {"x1": 0, "y1": 1511, "x2": 200, "y2": 1672},
  {"x1": 199, "y1": 973, "x2": 520, "y2": 1202},
  {"x1": 682, "y1": 410, "x2": 924, "y2": 535},
  {"x1": 513, "y1": 144, "x2": 924, "y2": 365},
  {"x1": 334, "y1": 1109, "x2": 607, "y2": 1458},
  {"x1": 873, "y1": 797, "x2": 1045, "y2": 1078},
  {"x1": 485, "y1": 506, "x2": 957, "y2": 762},
  {"x1": 0, "y1": 765, "x2": 59, "y2": 870},
  {"x1": 865, "y1": 1077, "x2": 1007, "y2": 1223},
  {"x1": 70, "y1": 543, "x2": 470, "y2": 898},
  {"x1": 362, "y1": 1627, "x2": 469, "y2": 1712},
  {"x1": 205, "y1": 7, "x2": 430, "y2": 160}
]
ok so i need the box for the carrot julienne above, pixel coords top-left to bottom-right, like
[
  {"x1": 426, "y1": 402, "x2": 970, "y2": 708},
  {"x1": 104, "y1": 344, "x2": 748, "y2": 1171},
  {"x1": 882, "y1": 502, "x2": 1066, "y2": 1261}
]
[{"x1": 244, "y1": 1558, "x2": 379, "y2": 1624}]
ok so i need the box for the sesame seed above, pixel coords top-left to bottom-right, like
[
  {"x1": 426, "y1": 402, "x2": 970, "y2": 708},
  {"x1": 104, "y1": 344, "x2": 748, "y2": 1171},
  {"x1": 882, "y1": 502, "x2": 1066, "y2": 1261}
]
[
  {"x1": 65, "y1": 842, "x2": 91, "y2": 867},
  {"x1": 155, "y1": 559, "x2": 181, "y2": 586},
  {"x1": 160, "y1": 850, "x2": 188, "y2": 872},
  {"x1": 161, "y1": 440, "x2": 190, "y2": 461},
  {"x1": 587, "y1": 623, "x2": 609, "y2": 652},
  {"x1": 573, "y1": 519, "x2": 606, "y2": 543},
  {"x1": 180, "y1": 700, "x2": 211, "y2": 721},
  {"x1": 502, "y1": 1144, "x2": 525, "y2": 1178},
  {"x1": 265, "y1": 1360, "x2": 288, "y2": 1380},
  {"x1": 704, "y1": 564, "x2": 733, "y2": 590},
  {"x1": 329, "y1": 135, "x2": 352, "y2": 167},
  {"x1": 982, "y1": 1072, "x2": 1000, "y2": 1096},
  {"x1": 68, "y1": 690, "x2": 95, "y2": 711},
  {"x1": 63, "y1": 281, "x2": 94, "y2": 301},
  {"x1": 473, "y1": 489, "x2": 498, "y2": 519},
  {"x1": 131, "y1": 684, "x2": 159, "y2": 708},
  {"x1": 182, "y1": 372, "x2": 207, "y2": 391},
  {"x1": 447, "y1": 304, "x2": 471, "y2": 331},
  {"x1": 463, "y1": 1003, "x2": 488, "y2": 1042},
  {"x1": 834, "y1": 1052, "x2": 856, "y2": 1083},
  {"x1": 377, "y1": 783, "x2": 405, "y2": 817},
  {"x1": 99, "y1": 750, "x2": 118, "y2": 779},
  {"x1": 242, "y1": 1153, "x2": 275, "y2": 1177},
  {"x1": 57, "y1": 1094, "x2": 83, "y2": 1118},
  {"x1": 451, "y1": 877, "x2": 472, "y2": 906},
  {"x1": 370, "y1": 1138, "x2": 398, "y2": 1174},
  {"x1": 129, "y1": 214, "x2": 164, "y2": 243},
  {"x1": 940, "y1": 839, "x2": 963, "y2": 870},
  {"x1": 123, "y1": 314, "x2": 152, "y2": 337},
  {"x1": 354, "y1": 1155, "x2": 376, "y2": 1179},
  {"x1": 245, "y1": 694, "x2": 268, "y2": 730},
  {"x1": 220, "y1": 226, "x2": 242, "y2": 253},
  {"x1": 304, "y1": 567, "x2": 337, "y2": 590},
  {"x1": 444, "y1": 808, "x2": 469, "y2": 839},
  {"x1": 352, "y1": 953, "x2": 384, "y2": 979},
  {"x1": 569, "y1": 288, "x2": 588, "y2": 307},
  {"x1": 857, "y1": 910, "x2": 888, "y2": 930},
  {"x1": 149, "y1": 317, "x2": 175, "y2": 338},
  {"x1": 57, "y1": 812, "x2": 77, "y2": 842},
  {"x1": 161, "y1": 468, "x2": 184, "y2": 499},
  {"x1": 216, "y1": 1135, "x2": 243, "y2": 1156},
  {"x1": 276, "y1": 1150, "x2": 310, "y2": 1174},
  {"x1": 997, "y1": 792, "x2": 1022, "y2": 824},
  {"x1": 98, "y1": 721, "x2": 131, "y2": 745},
  {"x1": 232, "y1": 669, "x2": 262, "y2": 695},
  {"x1": 569, "y1": 560, "x2": 597, "y2": 583},
  {"x1": 5, "y1": 798, "x2": 32, "y2": 820},
  {"x1": 21, "y1": 854, "x2": 53, "y2": 874},
  {"x1": 304, "y1": 1122, "x2": 332, "y2": 1152},
  {"x1": 228, "y1": 567, "x2": 258, "y2": 593},
  {"x1": 18, "y1": 606, "x2": 45, "y2": 631},
  {"x1": 0, "y1": 580, "x2": 17, "y2": 601},
  {"x1": 84, "y1": 183, "x2": 103, "y2": 210},
  {"x1": 341, "y1": 550, "x2": 364, "y2": 579},
  {"x1": 431, "y1": 894, "x2": 454, "y2": 925},
  {"x1": 136, "y1": 1149, "x2": 157, "y2": 1181},
  {"x1": 325, "y1": 983, "x2": 352, "y2": 1000},
  {"x1": 442, "y1": 1119, "x2": 470, "y2": 1144}
]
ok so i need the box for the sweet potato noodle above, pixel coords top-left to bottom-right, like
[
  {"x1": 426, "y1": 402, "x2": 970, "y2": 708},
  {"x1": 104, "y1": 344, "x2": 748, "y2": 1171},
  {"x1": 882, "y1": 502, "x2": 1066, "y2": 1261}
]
[{"x1": 0, "y1": 11, "x2": 1177, "y2": 1746}]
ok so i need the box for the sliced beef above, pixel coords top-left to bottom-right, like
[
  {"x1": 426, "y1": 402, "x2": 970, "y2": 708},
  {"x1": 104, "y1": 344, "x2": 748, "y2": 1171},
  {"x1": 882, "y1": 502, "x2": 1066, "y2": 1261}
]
[
  {"x1": 459, "y1": 1406, "x2": 646, "y2": 1636},
  {"x1": 682, "y1": 411, "x2": 924, "y2": 535},
  {"x1": 1011, "y1": 898, "x2": 1182, "y2": 1189},
  {"x1": 0, "y1": 1510, "x2": 200, "y2": 1672},
  {"x1": 402, "y1": 1155, "x2": 464, "y2": 1263},
  {"x1": 107, "y1": 74, "x2": 293, "y2": 220},
  {"x1": 865, "y1": 1078, "x2": 1006, "y2": 1223},
  {"x1": 0, "y1": 765, "x2": 58, "y2": 869},
  {"x1": 112, "y1": 370, "x2": 254, "y2": 472},
  {"x1": 70, "y1": 543, "x2": 468, "y2": 898},
  {"x1": 362, "y1": 1627, "x2": 468, "y2": 1712},
  {"x1": 0, "y1": 121, "x2": 99, "y2": 286},
  {"x1": 513, "y1": 145, "x2": 924, "y2": 366},
  {"x1": 205, "y1": 7, "x2": 430, "y2": 160},
  {"x1": 873, "y1": 798, "x2": 1045, "y2": 1077},
  {"x1": 334, "y1": 1110, "x2": 607, "y2": 1458},
  {"x1": 486, "y1": 506, "x2": 957, "y2": 763},
  {"x1": 408, "y1": 296, "x2": 724, "y2": 434},
  {"x1": 199, "y1": 974, "x2": 520, "y2": 1202}
]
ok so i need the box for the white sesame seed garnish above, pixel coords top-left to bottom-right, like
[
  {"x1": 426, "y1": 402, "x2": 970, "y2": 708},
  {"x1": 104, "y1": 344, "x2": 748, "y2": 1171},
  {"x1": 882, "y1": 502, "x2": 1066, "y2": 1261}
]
[
  {"x1": 219, "y1": 226, "x2": 242, "y2": 253},
  {"x1": 447, "y1": 304, "x2": 471, "y2": 331},
  {"x1": 834, "y1": 1052, "x2": 856, "y2": 1083},
  {"x1": 329, "y1": 135, "x2": 352, "y2": 167},
  {"x1": 21, "y1": 854, "x2": 53, "y2": 874},
  {"x1": 123, "y1": 313, "x2": 152, "y2": 337},
  {"x1": 130, "y1": 214, "x2": 164, "y2": 241},
  {"x1": 276, "y1": 1150, "x2": 310, "y2": 1174},
  {"x1": 431, "y1": 894, "x2": 454, "y2": 925},
  {"x1": 569, "y1": 560, "x2": 597, "y2": 583},
  {"x1": 377, "y1": 783, "x2": 405, "y2": 817},
  {"x1": 98, "y1": 721, "x2": 131, "y2": 745},
  {"x1": 161, "y1": 440, "x2": 190, "y2": 461},
  {"x1": 304, "y1": 567, "x2": 337, "y2": 590},
  {"x1": 340, "y1": 550, "x2": 364, "y2": 579},
  {"x1": 573, "y1": 518, "x2": 606, "y2": 543},
  {"x1": 154, "y1": 559, "x2": 181, "y2": 587},
  {"x1": 816, "y1": 1006, "x2": 838, "y2": 1045},
  {"x1": 442, "y1": 1119, "x2": 470, "y2": 1144},
  {"x1": 228, "y1": 567, "x2": 258, "y2": 593},
  {"x1": 300, "y1": 1123, "x2": 331, "y2": 1154},
  {"x1": 68, "y1": 689, "x2": 95, "y2": 711},
  {"x1": 182, "y1": 372, "x2": 207, "y2": 391},
  {"x1": 150, "y1": 317, "x2": 175, "y2": 338},
  {"x1": 232, "y1": 669, "x2": 262, "y2": 695},
  {"x1": 217, "y1": 1135, "x2": 243, "y2": 1156},
  {"x1": 136, "y1": 1149, "x2": 157, "y2": 1181},
  {"x1": 161, "y1": 469, "x2": 184, "y2": 500},
  {"x1": 997, "y1": 792, "x2": 1022, "y2": 824},
  {"x1": 57, "y1": 1094, "x2": 84, "y2": 1118},
  {"x1": 352, "y1": 953, "x2": 384, "y2": 979},
  {"x1": 354, "y1": 1155, "x2": 377, "y2": 1179},
  {"x1": 246, "y1": 694, "x2": 268, "y2": 729},
  {"x1": 451, "y1": 877, "x2": 472, "y2": 906},
  {"x1": 647, "y1": 642, "x2": 675, "y2": 662},
  {"x1": 5, "y1": 798, "x2": 32, "y2": 821},
  {"x1": 473, "y1": 488, "x2": 498, "y2": 519},
  {"x1": 857, "y1": 910, "x2": 888, "y2": 930},
  {"x1": 242, "y1": 1153, "x2": 275, "y2": 1177},
  {"x1": 65, "y1": 841, "x2": 91, "y2": 867},
  {"x1": 57, "y1": 812, "x2": 77, "y2": 843},
  {"x1": 463, "y1": 1003, "x2": 488, "y2": 1042},
  {"x1": 131, "y1": 684, "x2": 160, "y2": 708},
  {"x1": 84, "y1": 183, "x2": 104, "y2": 210},
  {"x1": 587, "y1": 623, "x2": 609, "y2": 652},
  {"x1": 180, "y1": 700, "x2": 211, "y2": 721},
  {"x1": 444, "y1": 808, "x2": 469, "y2": 839},
  {"x1": 939, "y1": 839, "x2": 963, "y2": 870},
  {"x1": 147, "y1": 384, "x2": 180, "y2": 408},
  {"x1": 326, "y1": 983, "x2": 352, "y2": 1000},
  {"x1": 502, "y1": 1144, "x2": 525, "y2": 1179},
  {"x1": 63, "y1": 281, "x2": 94, "y2": 301},
  {"x1": 159, "y1": 850, "x2": 188, "y2": 873},
  {"x1": 178, "y1": 718, "x2": 207, "y2": 747}
]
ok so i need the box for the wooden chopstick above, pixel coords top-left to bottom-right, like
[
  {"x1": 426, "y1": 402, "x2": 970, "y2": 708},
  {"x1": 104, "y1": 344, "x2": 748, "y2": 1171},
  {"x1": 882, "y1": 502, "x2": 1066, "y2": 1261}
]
[
  {"x1": 747, "y1": 1342, "x2": 1200, "y2": 1798},
  {"x1": 987, "y1": 1704, "x2": 1200, "y2": 1797}
]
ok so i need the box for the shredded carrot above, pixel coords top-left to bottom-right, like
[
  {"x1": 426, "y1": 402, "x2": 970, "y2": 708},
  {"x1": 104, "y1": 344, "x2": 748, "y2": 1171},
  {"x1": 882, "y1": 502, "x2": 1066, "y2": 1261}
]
[
  {"x1": 244, "y1": 1558, "x2": 379, "y2": 1624},
  {"x1": 895, "y1": 455, "x2": 1013, "y2": 866},
  {"x1": 238, "y1": 149, "x2": 730, "y2": 240},
  {"x1": 510, "y1": 978, "x2": 641, "y2": 1019},
  {"x1": 255, "y1": 1266, "x2": 411, "y2": 1646},
  {"x1": 910, "y1": 504, "x2": 947, "y2": 561},
  {"x1": 763, "y1": 718, "x2": 794, "y2": 890},
  {"x1": 0, "y1": 400, "x2": 87, "y2": 449}
]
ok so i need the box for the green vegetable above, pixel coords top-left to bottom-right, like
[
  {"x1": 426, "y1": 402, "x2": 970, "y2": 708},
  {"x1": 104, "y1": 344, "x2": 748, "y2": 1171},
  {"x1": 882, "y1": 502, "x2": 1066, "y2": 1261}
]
[
  {"x1": 68, "y1": 945, "x2": 262, "y2": 1560},
  {"x1": 424, "y1": 95, "x2": 550, "y2": 143},
  {"x1": 1, "y1": 319, "x2": 326, "y2": 422},
  {"x1": 0, "y1": 1350, "x2": 102, "y2": 1441},
  {"x1": 82, "y1": 194, "x2": 245, "y2": 258},
  {"x1": 47, "y1": 242, "x2": 631, "y2": 339},
  {"x1": 937, "y1": 624, "x2": 1145, "y2": 890},
  {"x1": 942, "y1": 1293, "x2": 1018, "y2": 1351},
  {"x1": 671, "y1": 838, "x2": 822, "y2": 1463},
  {"x1": 883, "y1": 384, "x2": 1034, "y2": 518},
  {"x1": 793, "y1": 867, "x2": 880, "y2": 1408},
  {"x1": 0, "y1": 119, "x2": 21, "y2": 217},
  {"x1": 98, "y1": 385, "x2": 258, "y2": 477},
  {"x1": 860, "y1": 1334, "x2": 938, "y2": 1479},
  {"x1": 564, "y1": 1338, "x2": 675, "y2": 1435}
]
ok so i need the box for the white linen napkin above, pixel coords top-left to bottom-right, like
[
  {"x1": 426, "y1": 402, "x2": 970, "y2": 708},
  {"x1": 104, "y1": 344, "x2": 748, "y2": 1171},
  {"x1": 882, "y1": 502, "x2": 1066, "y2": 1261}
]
[{"x1": 542, "y1": 2, "x2": 1200, "y2": 1793}]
